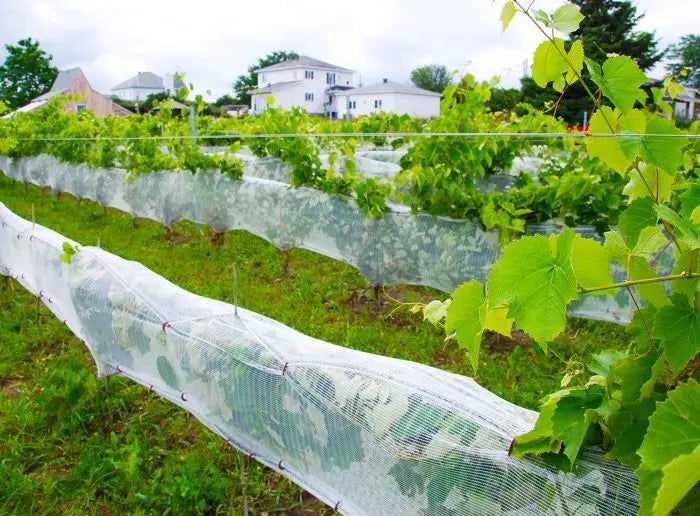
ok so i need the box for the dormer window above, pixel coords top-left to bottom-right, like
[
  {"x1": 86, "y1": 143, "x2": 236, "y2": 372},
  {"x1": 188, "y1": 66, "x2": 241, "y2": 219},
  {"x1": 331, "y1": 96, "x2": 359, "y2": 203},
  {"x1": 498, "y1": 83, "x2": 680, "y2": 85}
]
[{"x1": 305, "y1": 70, "x2": 314, "y2": 79}]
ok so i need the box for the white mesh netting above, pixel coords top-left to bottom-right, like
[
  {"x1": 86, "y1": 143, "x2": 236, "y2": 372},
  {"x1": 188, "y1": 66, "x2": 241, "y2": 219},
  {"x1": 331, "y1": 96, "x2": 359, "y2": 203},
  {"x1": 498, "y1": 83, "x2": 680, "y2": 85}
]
[
  {"x1": 0, "y1": 202, "x2": 639, "y2": 515},
  {"x1": 0, "y1": 154, "x2": 651, "y2": 325}
]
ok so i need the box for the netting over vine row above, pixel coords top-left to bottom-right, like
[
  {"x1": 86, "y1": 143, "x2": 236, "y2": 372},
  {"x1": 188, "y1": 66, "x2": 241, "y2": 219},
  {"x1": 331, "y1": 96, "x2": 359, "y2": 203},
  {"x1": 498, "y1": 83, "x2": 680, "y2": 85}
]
[
  {"x1": 0, "y1": 154, "x2": 654, "y2": 323},
  {"x1": 0, "y1": 202, "x2": 639, "y2": 515}
]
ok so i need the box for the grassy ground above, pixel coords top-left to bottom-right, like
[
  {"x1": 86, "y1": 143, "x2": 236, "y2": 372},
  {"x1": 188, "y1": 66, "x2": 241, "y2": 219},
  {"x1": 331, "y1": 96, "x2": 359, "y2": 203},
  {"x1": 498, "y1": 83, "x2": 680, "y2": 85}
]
[{"x1": 0, "y1": 174, "x2": 629, "y2": 514}]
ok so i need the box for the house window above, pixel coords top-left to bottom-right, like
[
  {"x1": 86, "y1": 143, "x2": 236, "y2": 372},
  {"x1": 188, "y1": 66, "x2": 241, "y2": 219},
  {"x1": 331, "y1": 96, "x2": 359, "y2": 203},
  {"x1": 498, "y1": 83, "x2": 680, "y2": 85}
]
[
  {"x1": 305, "y1": 70, "x2": 314, "y2": 79},
  {"x1": 262, "y1": 73, "x2": 267, "y2": 82},
  {"x1": 326, "y1": 73, "x2": 336, "y2": 85},
  {"x1": 305, "y1": 93, "x2": 314, "y2": 101},
  {"x1": 76, "y1": 104, "x2": 87, "y2": 112},
  {"x1": 347, "y1": 100, "x2": 356, "y2": 109},
  {"x1": 374, "y1": 99, "x2": 383, "y2": 109}
]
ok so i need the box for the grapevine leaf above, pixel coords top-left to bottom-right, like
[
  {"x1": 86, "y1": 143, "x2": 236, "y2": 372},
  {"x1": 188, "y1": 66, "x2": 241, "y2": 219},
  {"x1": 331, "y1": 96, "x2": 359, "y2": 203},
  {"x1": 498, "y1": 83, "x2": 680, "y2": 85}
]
[
  {"x1": 608, "y1": 345, "x2": 664, "y2": 404},
  {"x1": 512, "y1": 403, "x2": 560, "y2": 457},
  {"x1": 652, "y1": 294, "x2": 700, "y2": 373},
  {"x1": 637, "y1": 379, "x2": 700, "y2": 514},
  {"x1": 639, "y1": 117, "x2": 688, "y2": 174},
  {"x1": 608, "y1": 396, "x2": 659, "y2": 467},
  {"x1": 572, "y1": 234, "x2": 613, "y2": 294},
  {"x1": 423, "y1": 299, "x2": 450, "y2": 326},
  {"x1": 445, "y1": 281, "x2": 485, "y2": 372},
  {"x1": 589, "y1": 349, "x2": 626, "y2": 377},
  {"x1": 564, "y1": 40, "x2": 584, "y2": 85},
  {"x1": 619, "y1": 197, "x2": 658, "y2": 248},
  {"x1": 531, "y1": 39, "x2": 568, "y2": 90},
  {"x1": 488, "y1": 230, "x2": 578, "y2": 345},
  {"x1": 586, "y1": 56, "x2": 647, "y2": 113},
  {"x1": 632, "y1": 226, "x2": 668, "y2": 258},
  {"x1": 671, "y1": 249, "x2": 700, "y2": 302},
  {"x1": 679, "y1": 183, "x2": 700, "y2": 220},
  {"x1": 550, "y1": 4, "x2": 584, "y2": 33},
  {"x1": 500, "y1": 1, "x2": 517, "y2": 32},
  {"x1": 604, "y1": 230, "x2": 631, "y2": 261},
  {"x1": 586, "y1": 107, "x2": 632, "y2": 174},
  {"x1": 623, "y1": 165, "x2": 673, "y2": 204},
  {"x1": 550, "y1": 386, "x2": 605, "y2": 465},
  {"x1": 483, "y1": 306, "x2": 513, "y2": 337},
  {"x1": 656, "y1": 205, "x2": 700, "y2": 250},
  {"x1": 629, "y1": 257, "x2": 670, "y2": 308},
  {"x1": 533, "y1": 9, "x2": 550, "y2": 27},
  {"x1": 692, "y1": 207, "x2": 700, "y2": 225},
  {"x1": 653, "y1": 445, "x2": 700, "y2": 516}
]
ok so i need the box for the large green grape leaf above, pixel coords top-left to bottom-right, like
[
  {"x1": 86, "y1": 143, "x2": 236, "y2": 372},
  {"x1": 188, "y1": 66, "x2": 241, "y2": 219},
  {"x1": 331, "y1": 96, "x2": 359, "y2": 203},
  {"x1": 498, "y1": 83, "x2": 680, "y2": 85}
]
[
  {"x1": 488, "y1": 230, "x2": 578, "y2": 344},
  {"x1": 679, "y1": 184, "x2": 700, "y2": 220},
  {"x1": 445, "y1": 280, "x2": 485, "y2": 372},
  {"x1": 637, "y1": 379, "x2": 700, "y2": 515},
  {"x1": 500, "y1": 1, "x2": 516, "y2": 32},
  {"x1": 550, "y1": 386, "x2": 606, "y2": 464},
  {"x1": 656, "y1": 205, "x2": 700, "y2": 250},
  {"x1": 623, "y1": 164, "x2": 674, "y2": 204},
  {"x1": 671, "y1": 249, "x2": 699, "y2": 302},
  {"x1": 571, "y1": 234, "x2": 613, "y2": 294},
  {"x1": 629, "y1": 257, "x2": 670, "y2": 308},
  {"x1": 619, "y1": 197, "x2": 658, "y2": 248},
  {"x1": 586, "y1": 107, "x2": 632, "y2": 174},
  {"x1": 640, "y1": 117, "x2": 688, "y2": 174},
  {"x1": 652, "y1": 294, "x2": 700, "y2": 372},
  {"x1": 586, "y1": 56, "x2": 648, "y2": 113},
  {"x1": 564, "y1": 40, "x2": 584, "y2": 85},
  {"x1": 653, "y1": 445, "x2": 700, "y2": 516},
  {"x1": 608, "y1": 396, "x2": 659, "y2": 467},
  {"x1": 512, "y1": 403, "x2": 560, "y2": 457},
  {"x1": 550, "y1": 4, "x2": 584, "y2": 33},
  {"x1": 632, "y1": 226, "x2": 668, "y2": 258},
  {"x1": 531, "y1": 39, "x2": 568, "y2": 90},
  {"x1": 608, "y1": 345, "x2": 664, "y2": 404}
]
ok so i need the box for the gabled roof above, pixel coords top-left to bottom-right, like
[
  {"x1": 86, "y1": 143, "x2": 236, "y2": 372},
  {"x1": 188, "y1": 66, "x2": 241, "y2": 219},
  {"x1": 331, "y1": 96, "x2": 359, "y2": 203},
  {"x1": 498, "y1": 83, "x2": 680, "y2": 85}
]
[
  {"x1": 111, "y1": 72, "x2": 164, "y2": 91},
  {"x1": 256, "y1": 55, "x2": 353, "y2": 74},
  {"x1": 339, "y1": 80, "x2": 442, "y2": 97},
  {"x1": 250, "y1": 80, "x2": 304, "y2": 94},
  {"x1": 51, "y1": 67, "x2": 84, "y2": 91}
]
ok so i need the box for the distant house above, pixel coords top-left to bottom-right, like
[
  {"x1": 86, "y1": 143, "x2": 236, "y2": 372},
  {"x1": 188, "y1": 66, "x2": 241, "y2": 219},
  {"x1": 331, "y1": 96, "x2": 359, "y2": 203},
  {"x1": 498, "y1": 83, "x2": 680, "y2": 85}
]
[
  {"x1": 219, "y1": 104, "x2": 249, "y2": 117},
  {"x1": 335, "y1": 79, "x2": 441, "y2": 119},
  {"x1": 669, "y1": 87, "x2": 699, "y2": 121},
  {"x1": 249, "y1": 56, "x2": 441, "y2": 119},
  {"x1": 6, "y1": 67, "x2": 130, "y2": 118},
  {"x1": 111, "y1": 72, "x2": 182, "y2": 101},
  {"x1": 250, "y1": 55, "x2": 357, "y2": 117}
]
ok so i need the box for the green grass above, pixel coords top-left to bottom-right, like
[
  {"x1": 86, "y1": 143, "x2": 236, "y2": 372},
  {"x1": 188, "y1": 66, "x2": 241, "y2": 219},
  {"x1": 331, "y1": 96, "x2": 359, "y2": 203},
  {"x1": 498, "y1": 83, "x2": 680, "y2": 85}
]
[{"x1": 0, "y1": 174, "x2": 629, "y2": 514}]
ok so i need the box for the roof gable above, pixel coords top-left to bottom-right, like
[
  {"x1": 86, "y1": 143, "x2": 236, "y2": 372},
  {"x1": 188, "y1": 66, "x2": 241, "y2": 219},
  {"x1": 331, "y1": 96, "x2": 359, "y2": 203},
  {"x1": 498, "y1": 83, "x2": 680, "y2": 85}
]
[
  {"x1": 340, "y1": 80, "x2": 442, "y2": 97},
  {"x1": 111, "y1": 72, "x2": 165, "y2": 91},
  {"x1": 257, "y1": 55, "x2": 353, "y2": 74}
]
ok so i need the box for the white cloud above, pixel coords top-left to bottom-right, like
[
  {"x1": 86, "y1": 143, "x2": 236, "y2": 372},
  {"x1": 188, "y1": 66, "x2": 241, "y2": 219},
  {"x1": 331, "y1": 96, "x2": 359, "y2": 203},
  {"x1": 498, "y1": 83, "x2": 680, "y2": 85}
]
[{"x1": 0, "y1": 0, "x2": 695, "y2": 100}]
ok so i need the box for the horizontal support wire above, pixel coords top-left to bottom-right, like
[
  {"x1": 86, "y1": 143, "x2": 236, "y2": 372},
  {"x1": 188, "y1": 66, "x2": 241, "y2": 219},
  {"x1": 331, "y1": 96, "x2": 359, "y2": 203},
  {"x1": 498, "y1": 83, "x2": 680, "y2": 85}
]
[{"x1": 0, "y1": 131, "x2": 697, "y2": 142}]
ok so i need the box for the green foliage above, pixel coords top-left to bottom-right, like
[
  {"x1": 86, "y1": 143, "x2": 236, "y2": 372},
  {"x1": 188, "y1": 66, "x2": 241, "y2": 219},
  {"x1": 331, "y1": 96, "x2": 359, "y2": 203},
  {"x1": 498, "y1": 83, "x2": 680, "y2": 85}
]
[
  {"x1": 424, "y1": 4, "x2": 700, "y2": 513},
  {"x1": 409, "y1": 64, "x2": 453, "y2": 94},
  {"x1": 0, "y1": 38, "x2": 58, "y2": 109},
  {"x1": 666, "y1": 34, "x2": 700, "y2": 89},
  {"x1": 232, "y1": 50, "x2": 298, "y2": 106}
]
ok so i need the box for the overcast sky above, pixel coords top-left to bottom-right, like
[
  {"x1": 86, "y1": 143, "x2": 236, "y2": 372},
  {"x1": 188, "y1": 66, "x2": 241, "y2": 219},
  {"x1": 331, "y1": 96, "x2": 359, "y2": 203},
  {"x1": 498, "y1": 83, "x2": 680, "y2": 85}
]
[{"x1": 0, "y1": 0, "x2": 696, "y2": 100}]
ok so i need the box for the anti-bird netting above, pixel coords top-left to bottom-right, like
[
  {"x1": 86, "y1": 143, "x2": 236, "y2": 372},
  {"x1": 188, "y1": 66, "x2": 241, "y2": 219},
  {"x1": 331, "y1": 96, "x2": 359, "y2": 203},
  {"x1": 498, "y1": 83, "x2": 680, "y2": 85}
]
[
  {"x1": 0, "y1": 202, "x2": 639, "y2": 515},
  {"x1": 0, "y1": 153, "x2": 669, "y2": 325}
]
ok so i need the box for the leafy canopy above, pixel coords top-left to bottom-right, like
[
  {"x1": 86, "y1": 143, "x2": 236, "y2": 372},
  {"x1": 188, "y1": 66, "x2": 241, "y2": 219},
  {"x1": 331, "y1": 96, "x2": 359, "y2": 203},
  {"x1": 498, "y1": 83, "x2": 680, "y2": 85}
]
[{"x1": 0, "y1": 37, "x2": 58, "y2": 109}]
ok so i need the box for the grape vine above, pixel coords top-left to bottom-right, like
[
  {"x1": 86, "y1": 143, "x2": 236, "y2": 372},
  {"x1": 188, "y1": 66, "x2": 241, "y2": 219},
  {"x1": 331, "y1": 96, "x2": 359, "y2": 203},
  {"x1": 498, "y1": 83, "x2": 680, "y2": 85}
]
[{"x1": 421, "y1": 3, "x2": 699, "y2": 513}]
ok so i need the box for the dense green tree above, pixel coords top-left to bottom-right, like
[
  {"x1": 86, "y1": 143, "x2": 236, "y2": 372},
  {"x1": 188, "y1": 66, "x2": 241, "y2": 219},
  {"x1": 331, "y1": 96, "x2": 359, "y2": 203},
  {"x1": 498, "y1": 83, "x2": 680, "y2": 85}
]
[
  {"x1": 487, "y1": 87, "x2": 523, "y2": 113},
  {"x1": 520, "y1": 0, "x2": 664, "y2": 124},
  {"x1": 214, "y1": 94, "x2": 236, "y2": 106},
  {"x1": 232, "y1": 50, "x2": 298, "y2": 106},
  {"x1": 0, "y1": 38, "x2": 58, "y2": 109},
  {"x1": 410, "y1": 65, "x2": 453, "y2": 93},
  {"x1": 666, "y1": 34, "x2": 700, "y2": 89}
]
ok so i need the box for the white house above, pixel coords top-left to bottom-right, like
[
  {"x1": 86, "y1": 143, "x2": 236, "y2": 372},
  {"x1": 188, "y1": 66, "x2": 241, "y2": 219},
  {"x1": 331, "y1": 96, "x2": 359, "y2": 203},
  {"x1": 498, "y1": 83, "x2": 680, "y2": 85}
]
[
  {"x1": 251, "y1": 56, "x2": 357, "y2": 116},
  {"x1": 335, "y1": 79, "x2": 442, "y2": 119},
  {"x1": 111, "y1": 72, "x2": 182, "y2": 101}
]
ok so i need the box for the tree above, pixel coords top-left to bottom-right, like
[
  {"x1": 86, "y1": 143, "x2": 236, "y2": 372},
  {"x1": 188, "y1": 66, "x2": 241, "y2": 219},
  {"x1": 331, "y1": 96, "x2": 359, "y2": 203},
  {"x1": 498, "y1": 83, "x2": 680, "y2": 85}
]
[
  {"x1": 487, "y1": 87, "x2": 523, "y2": 113},
  {"x1": 666, "y1": 34, "x2": 700, "y2": 89},
  {"x1": 0, "y1": 38, "x2": 58, "y2": 109},
  {"x1": 214, "y1": 94, "x2": 236, "y2": 106},
  {"x1": 520, "y1": 0, "x2": 664, "y2": 124},
  {"x1": 410, "y1": 65, "x2": 453, "y2": 93},
  {"x1": 232, "y1": 50, "x2": 298, "y2": 106}
]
